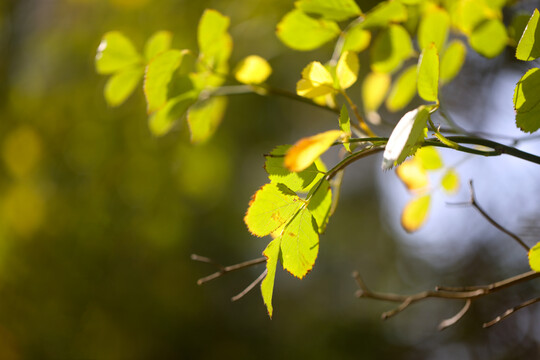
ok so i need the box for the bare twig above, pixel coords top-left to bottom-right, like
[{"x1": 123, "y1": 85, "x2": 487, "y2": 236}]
[
  {"x1": 191, "y1": 254, "x2": 266, "y2": 285},
  {"x1": 231, "y1": 269, "x2": 267, "y2": 302},
  {"x1": 438, "y1": 300, "x2": 472, "y2": 331},
  {"x1": 483, "y1": 296, "x2": 540, "y2": 328}
]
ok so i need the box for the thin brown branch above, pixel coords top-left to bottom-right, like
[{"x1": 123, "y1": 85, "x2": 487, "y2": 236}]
[
  {"x1": 191, "y1": 254, "x2": 266, "y2": 285},
  {"x1": 483, "y1": 296, "x2": 540, "y2": 328},
  {"x1": 231, "y1": 269, "x2": 267, "y2": 302},
  {"x1": 438, "y1": 300, "x2": 472, "y2": 331}
]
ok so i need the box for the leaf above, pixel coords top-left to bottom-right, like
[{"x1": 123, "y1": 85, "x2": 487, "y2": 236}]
[
  {"x1": 514, "y1": 68, "x2": 540, "y2": 133},
  {"x1": 418, "y1": 7, "x2": 450, "y2": 51},
  {"x1": 261, "y1": 238, "x2": 281, "y2": 318},
  {"x1": 187, "y1": 96, "x2": 228, "y2": 144},
  {"x1": 338, "y1": 105, "x2": 352, "y2": 152},
  {"x1": 234, "y1": 55, "x2": 272, "y2": 85},
  {"x1": 370, "y1": 24, "x2": 412, "y2": 73},
  {"x1": 279, "y1": 207, "x2": 319, "y2": 278},
  {"x1": 295, "y1": 0, "x2": 362, "y2": 21},
  {"x1": 144, "y1": 31, "x2": 172, "y2": 62},
  {"x1": 342, "y1": 25, "x2": 371, "y2": 53},
  {"x1": 509, "y1": 13, "x2": 533, "y2": 46},
  {"x1": 415, "y1": 146, "x2": 443, "y2": 170},
  {"x1": 516, "y1": 9, "x2": 540, "y2": 61},
  {"x1": 382, "y1": 106, "x2": 430, "y2": 170},
  {"x1": 244, "y1": 183, "x2": 303, "y2": 237},
  {"x1": 417, "y1": 43, "x2": 439, "y2": 103},
  {"x1": 528, "y1": 242, "x2": 540, "y2": 272},
  {"x1": 386, "y1": 65, "x2": 417, "y2": 112},
  {"x1": 362, "y1": 1, "x2": 407, "y2": 29},
  {"x1": 396, "y1": 159, "x2": 428, "y2": 193},
  {"x1": 441, "y1": 169, "x2": 460, "y2": 194},
  {"x1": 276, "y1": 10, "x2": 341, "y2": 51},
  {"x1": 148, "y1": 91, "x2": 198, "y2": 136},
  {"x1": 362, "y1": 72, "x2": 391, "y2": 112},
  {"x1": 104, "y1": 66, "x2": 144, "y2": 107},
  {"x1": 144, "y1": 49, "x2": 186, "y2": 113},
  {"x1": 265, "y1": 145, "x2": 322, "y2": 193},
  {"x1": 198, "y1": 9, "x2": 232, "y2": 72},
  {"x1": 96, "y1": 31, "x2": 142, "y2": 75},
  {"x1": 469, "y1": 19, "x2": 508, "y2": 58},
  {"x1": 307, "y1": 179, "x2": 332, "y2": 233},
  {"x1": 296, "y1": 61, "x2": 335, "y2": 98},
  {"x1": 440, "y1": 40, "x2": 466, "y2": 85},
  {"x1": 401, "y1": 195, "x2": 431, "y2": 232},
  {"x1": 336, "y1": 51, "x2": 359, "y2": 89},
  {"x1": 285, "y1": 130, "x2": 342, "y2": 172}
]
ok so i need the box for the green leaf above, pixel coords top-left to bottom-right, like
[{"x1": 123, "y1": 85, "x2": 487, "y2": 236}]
[
  {"x1": 509, "y1": 13, "x2": 533, "y2": 46},
  {"x1": 103, "y1": 66, "x2": 144, "y2": 107},
  {"x1": 234, "y1": 55, "x2": 272, "y2": 84},
  {"x1": 279, "y1": 207, "x2": 319, "y2": 278},
  {"x1": 96, "y1": 31, "x2": 142, "y2": 75},
  {"x1": 401, "y1": 194, "x2": 430, "y2": 232},
  {"x1": 198, "y1": 9, "x2": 232, "y2": 72},
  {"x1": 144, "y1": 31, "x2": 172, "y2": 62},
  {"x1": 370, "y1": 24, "x2": 412, "y2": 73},
  {"x1": 417, "y1": 43, "x2": 439, "y2": 103},
  {"x1": 187, "y1": 96, "x2": 228, "y2": 144},
  {"x1": 514, "y1": 68, "x2": 540, "y2": 133},
  {"x1": 336, "y1": 51, "x2": 359, "y2": 89},
  {"x1": 382, "y1": 106, "x2": 430, "y2": 170},
  {"x1": 386, "y1": 65, "x2": 416, "y2": 112},
  {"x1": 441, "y1": 168, "x2": 460, "y2": 194},
  {"x1": 529, "y1": 242, "x2": 540, "y2": 272},
  {"x1": 296, "y1": 61, "x2": 335, "y2": 98},
  {"x1": 295, "y1": 0, "x2": 362, "y2": 21},
  {"x1": 362, "y1": 1, "x2": 407, "y2": 29},
  {"x1": 396, "y1": 158, "x2": 429, "y2": 192},
  {"x1": 362, "y1": 72, "x2": 391, "y2": 112},
  {"x1": 244, "y1": 183, "x2": 303, "y2": 237},
  {"x1": 342, "y1": 25, "x2": 371, "y2": 53},
  {"x1": 418, "y1": 7, "x2": 450, "y2": 50},
  {"x1": 440, "y1": 40, "x2": 466, "y2": 84},
  {"x1": 265, "y1": 145, "x2": 322, "y2": 193},
  {"x1": 148, "y1": 91, "x2": 198, "y2": 136},
  {"x1": 516, "y1": 9, "x2": 540, "y2": 61},
  {"x1": 285, "y1": 130, "x2": 342, "y2": 172},
  {"x1": 415, "y1": 146, "x2": 443, "y2": 170},
  {"x1": 307, "y1": 180, "x2": 332, "y2": 233},
  {"x1": 451, "y1": 0, "x2": 490, "y2": 34},
  {"x1": 276, "y1": 9, "x2": 341, "y2": 51},
  {"x1": 338, "y1": 105, "x2": 352, "y2": 152},
  {"x1": 261, "y1": 238, "x2": 281, "y2": 318},
  {"x1": 144, "y1": 49, "x2": 186, "y2": 113},
  {"x1": 469, "y1": 19, "x2": 508, "y2": 58}
]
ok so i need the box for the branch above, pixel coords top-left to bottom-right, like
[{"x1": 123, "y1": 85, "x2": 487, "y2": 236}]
[
  {"x1": 191, "y1": 254, "x2": 266, "y2": 285},
  {"x1": 483, "y1": 296, "x2": 540, "y2": 328},
  {"x1": 231, "y1": 269, "x2": 267, "y2": 302}
]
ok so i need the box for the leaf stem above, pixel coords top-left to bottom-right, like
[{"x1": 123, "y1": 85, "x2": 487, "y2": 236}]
[{"x1": 340, "y1": 90, "x2": 376, "y2": 137}]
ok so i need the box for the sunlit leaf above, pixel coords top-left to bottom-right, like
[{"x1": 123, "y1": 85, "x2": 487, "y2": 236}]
[
  {"x1": 307, "y1": 179, "x2": 332, "y2": 233},
  {"x1": 362, "y1": 1, "x2": 407, "y2": 29},
  {"x1": 396, "y1": 159, "x2": 428, "y2": 193},
  {"x1": 339, "y1": 105, "x2": 352, "y2": 152},
  {"x1": 144, "y1": 49, "x2": 186, "y2": 113},
  {"x1": 418, "y1": 7, "x2": 450, "y2": 50},
  {"x1": 148, "y1": 91, "x2": 197, "y2": 136},
  {"x1": 295, "y1": 0, "x2": 362, "y2": 21},
  {"x1": 415, "y1": 146, "x2": 443, "y2": 170},
  {"x1": 362, "y1": 72, "x2": 391, "y2": 112},
  {"x1": 514, "y1": 68, "x2": 540, "y2": 133},
  {"x1": 144, "y1": 31, "x2": 172, "y2": 62},
  {"x1": 336, "y1": 51, "x2": 359, "y2": 89},
  {"x1": 104, "y1": 66, "x2": 144, "y2": 107},
  {"x1": 528, "y1": 241, "x2": 540, "y2": 272},
  {"x1": 264, "y1": 145, "x2": 322, "y2": 192},
  {"x1": 198, "y1": 9, "x2": 232, "y2": 72},
  {"x1": 382, "y1": 106, "x2": 430, "y2": 170},
  {"x1": 451, "y1": 0, "x2": 490, "y2": 34},
  {"x1": 370, "y1": 24, "x2": 412, "y2": 73},
  {"x1": 469, "y1": 19, "x2": 507, "y2": 58},
  {"x1": 296, "y1": 61, "x2": 335, "y2": 98},
  {"x1": 516, "y1": 9, "x2": 540, "y2": 61},
  {"x1": 401, "y1": 195, "x2": 431, "y2": 232},
  {"x1": 261, "y1": 238, "x2": 281, "y2": 318},
  {"x1": 417, "y1": 43, "x2": 439, "y2": 103},
  {"x1": 441, "y1": 168, "x2": 460, "y2": 194},
  {"x1": 386, "y1": 65, "x2": 416, "y2": 112},
  {"x1": 342, "y1": 25, "x2": 371, "y2": 53},
  {"x1": 280, "y1": 207, "x2": 319, "y2": 278},
  {"x1": 276, "y1": 10, "x2": 341, "y2": 51},
  {"x1": 509, "y1": 13, "x2": 533, "y2": 46},
  {"x1": 96, "y1": 31, "x2": 142, "y2": 74},
  {"x1": 440, "y1": 40, "x2": 466, "y2": 84},
  {"x1": 187, "y1": 96, "x2": 227, "y2": 144},
  {"x1": 234, "y1": 55, "x2": 272, "y2": 84},
  {"x1": 285, "y1": 130, "x2": 342, "y2": 172},
  {"x1": 244, "y1": 183, "x2": 303, "y2": 237}
]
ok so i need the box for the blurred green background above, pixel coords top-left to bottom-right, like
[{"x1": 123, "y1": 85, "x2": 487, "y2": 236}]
[{"x1": 0, "y1": 0, "x2": 539, "y2": 359}]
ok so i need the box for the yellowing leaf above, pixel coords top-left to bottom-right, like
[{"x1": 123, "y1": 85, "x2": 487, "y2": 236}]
[
  {"x1": 244, "y1": 183, "x2": 303, "y2": 237},
  {"x1": 469, "y1": 19, "x2": 508, "y2": 58},
  {"x1": 234, "y1": 55, "x2": 272, "y2": 84},
  {"x1": 386, "y1": 65, "x2": 416, "y2": 112},
  {"x1": 516, "y1": 9, "x2": 540, "y2": 61},
  {"x1": 297, "y1": 61, "x2": 335, "y2": 98},
  {"x1": 261, "y1": 238, "x2": 281, "y2": 318},
  {"x1": 528, "y1": 242, "x2": 540, "y2": 272},
  {"x1": 441, "y1": 169, "x2": 460, "y2": 194},
  {"x1": 396, "y1": 159, "x2": 429, "y2": 193},
  {"x1": 336, "y1": 51, "x2": 359, "y2": 89},
  {"x1": 417, "y1": 43, "x2": 439, "y2": 103},
  {"x1": 342, "y1": 25, "x2": 371, "y2": 53},
  {"x1": 187, "y1": 96, "x2": 228, "y2": 144},
  {"x1": 144, "y1": 31, "x2": 172, "y2": 62},
  {"x1": 440, "y1": 40, "x2": 467, "y2": 84},
  {"x1": 415, "y1": 146, "x2": 443, "y2": 170},
  {"x1": 362, "y1": 72, "x2": 391, "y2": 112},
  {"x1": 95, "y1": 31, "x2": 142, "y2": 75},
  {"x1": 285, "y1": 130, "x2": 342, "y2": 172},
  {"x1": 370, "y1": 24, "x2": 412, "y2": 73},
  {"x1": 104, "y1": 66, "x2": 144, "y2": 107},
  {"x1": 401, "y1": 195, "x2": 431, "y2": 232}
]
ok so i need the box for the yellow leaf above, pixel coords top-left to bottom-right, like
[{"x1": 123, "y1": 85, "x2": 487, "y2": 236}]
[
  {"x1": 285, "y1": 130, "x2": 342, "y2": 172},
  {"x1": 401, "y1": 195, "x2": 430, "y2": 232},
  {"x1": 234, "y1": 55, "x2": 272, "y2": 84},
  {"x1": 441, "y1": 169, "x2": 460, "y2": 194},
  {"x1": 296, "y1": 62, "x2": 335, "y2": 98},
  {"x1": 336, "y1": 51, "x2": 359, "y2": 89},
  {"x1": 396, "y1": 159, "x2": 429, "y2": 193},
  {"x1": 529, "y1": 242, "x2": 540, "y2": 272},
  {"x1": 415, "y1": 147, "x2": 443, "y2": 170},
  {"x1": 362, "y1": 72, "x2": 391, "y2": 112}
]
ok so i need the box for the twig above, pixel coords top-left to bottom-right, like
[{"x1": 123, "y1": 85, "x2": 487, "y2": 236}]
[
  {"x1": 483, "y1": 296, "x2": 540, "y2": 328},
  {"x1": 231, "y1": 269, "x2": 268, "y2": 302},
  {"x1": 438, "y1": 300, "x2": 472, "y2": 331},
  {"x1": 191, "y1": 254, "x2": 266, "y2": 285}
]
